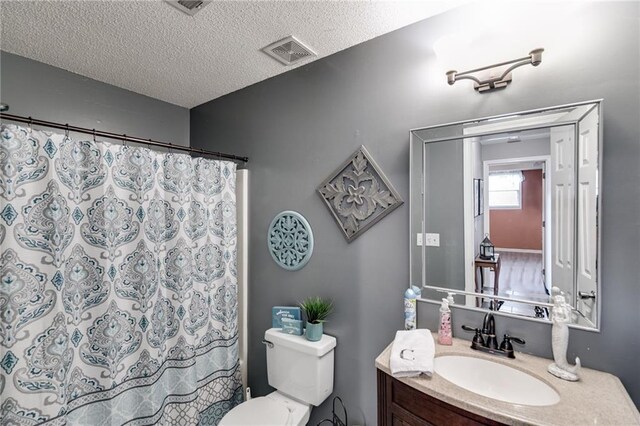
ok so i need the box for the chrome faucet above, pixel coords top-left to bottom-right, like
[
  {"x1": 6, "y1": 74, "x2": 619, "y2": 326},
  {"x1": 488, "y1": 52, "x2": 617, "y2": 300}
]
[{"x1": 462, "y1": 313, "x2": 525, "y2": 359}]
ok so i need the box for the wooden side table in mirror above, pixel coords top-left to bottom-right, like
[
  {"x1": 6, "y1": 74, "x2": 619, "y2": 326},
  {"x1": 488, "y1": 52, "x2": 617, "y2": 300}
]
[{"x1": 474, "y1": 254, "x2": 501, "y2": 308}]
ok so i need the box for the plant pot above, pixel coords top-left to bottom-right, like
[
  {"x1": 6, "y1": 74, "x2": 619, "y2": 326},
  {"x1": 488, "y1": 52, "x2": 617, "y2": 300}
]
[{"x1": 305, "y1": 321, "x2": 323, "y2": 341}]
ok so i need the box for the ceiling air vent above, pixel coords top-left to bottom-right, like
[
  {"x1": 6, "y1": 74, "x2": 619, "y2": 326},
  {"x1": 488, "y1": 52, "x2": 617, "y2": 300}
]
[
  {"x1": 165, "y1": 1, "x2": 210, "y2": 16},
  {"x1": 262, "y1": 36, "x2": 316, "y2": 66}
]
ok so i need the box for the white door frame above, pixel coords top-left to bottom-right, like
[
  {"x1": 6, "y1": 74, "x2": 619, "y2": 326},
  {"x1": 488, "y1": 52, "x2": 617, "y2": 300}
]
[{"x1": 482, "y1": 155, "x2": 551, "y2": 290}]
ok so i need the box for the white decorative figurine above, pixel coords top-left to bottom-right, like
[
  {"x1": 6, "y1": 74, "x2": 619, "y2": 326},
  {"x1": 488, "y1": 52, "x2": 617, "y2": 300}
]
[{"x1": 548, "y1": 286, "x2": 581, "y2": 381}]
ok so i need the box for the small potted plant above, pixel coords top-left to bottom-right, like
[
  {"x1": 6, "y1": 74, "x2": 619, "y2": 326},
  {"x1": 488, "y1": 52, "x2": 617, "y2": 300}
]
[{"x1": 299, "y1": 297, "x2": 333, "y2": 342}]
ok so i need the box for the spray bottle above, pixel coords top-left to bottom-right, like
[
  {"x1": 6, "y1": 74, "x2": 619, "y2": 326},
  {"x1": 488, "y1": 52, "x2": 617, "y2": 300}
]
[
  {"x1": 404, "y1": 287, "x2": 417, "y2": 330},
  {"x1": 411, "y1": 285, "x2": 422, "y2": 299}
]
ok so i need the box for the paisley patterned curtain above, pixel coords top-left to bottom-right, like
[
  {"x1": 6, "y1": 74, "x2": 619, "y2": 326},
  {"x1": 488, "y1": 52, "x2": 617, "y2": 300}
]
[{"x1": 0, "y1": 124, "x2": 242, "y2": 425}]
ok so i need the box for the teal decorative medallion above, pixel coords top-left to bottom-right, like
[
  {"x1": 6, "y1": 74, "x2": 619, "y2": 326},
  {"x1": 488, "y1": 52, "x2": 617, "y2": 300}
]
[{"x1": 268, "y1": 211, "x2": 314, "y2": 271}]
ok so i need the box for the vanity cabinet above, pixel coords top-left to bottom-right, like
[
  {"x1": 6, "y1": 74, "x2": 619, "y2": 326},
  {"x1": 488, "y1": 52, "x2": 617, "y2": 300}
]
[
  {"x1": 377, "y1": 370, "x2": 504, "y2": 426},
  {"x1": 376, "y1": 339, "x2": 639, "y2": 425}
]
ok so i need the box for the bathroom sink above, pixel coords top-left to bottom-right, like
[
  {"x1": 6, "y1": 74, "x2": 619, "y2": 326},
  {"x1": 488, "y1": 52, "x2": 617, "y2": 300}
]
[{"x1": 433, "y1": 355, "x2": 560, "y2": 406}]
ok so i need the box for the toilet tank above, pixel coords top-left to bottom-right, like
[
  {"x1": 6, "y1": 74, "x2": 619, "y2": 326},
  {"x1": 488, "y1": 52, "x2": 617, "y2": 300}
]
[{"x1": 264, "y1": 328, "x2": 336, "y2": 406}]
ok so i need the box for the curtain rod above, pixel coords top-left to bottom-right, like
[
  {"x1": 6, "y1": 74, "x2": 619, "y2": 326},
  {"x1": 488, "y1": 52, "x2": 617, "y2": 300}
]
[{"x1": 0, "y1": 112, "x2": 249, "y2": 164}]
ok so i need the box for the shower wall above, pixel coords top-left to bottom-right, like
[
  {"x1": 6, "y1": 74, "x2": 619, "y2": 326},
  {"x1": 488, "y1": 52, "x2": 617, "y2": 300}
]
[{"x1": 236, "y1": 169, "x2": 250, "y2": 391}]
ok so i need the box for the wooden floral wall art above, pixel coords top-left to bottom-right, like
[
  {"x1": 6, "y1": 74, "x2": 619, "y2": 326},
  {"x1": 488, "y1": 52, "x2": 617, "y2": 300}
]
[{"x1": 317, "y1": 145, "x2": 403, "y2": 242}]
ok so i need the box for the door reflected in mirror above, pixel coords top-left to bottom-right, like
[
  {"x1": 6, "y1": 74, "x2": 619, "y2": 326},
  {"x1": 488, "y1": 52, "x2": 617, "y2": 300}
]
[{"x1": 410, "y1": 101, "x2": 601, "y2": 329}]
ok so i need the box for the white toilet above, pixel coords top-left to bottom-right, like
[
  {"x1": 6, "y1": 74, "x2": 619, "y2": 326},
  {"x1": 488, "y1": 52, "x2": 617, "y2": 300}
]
[{"x1": 219, "y1": 328, "x2": 337, "y2": 426}]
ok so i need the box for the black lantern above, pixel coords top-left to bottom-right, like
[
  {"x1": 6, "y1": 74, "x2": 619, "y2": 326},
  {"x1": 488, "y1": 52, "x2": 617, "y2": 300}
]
[{"x1": 479, "y1": 235, "x2": 495, "y2": 260}]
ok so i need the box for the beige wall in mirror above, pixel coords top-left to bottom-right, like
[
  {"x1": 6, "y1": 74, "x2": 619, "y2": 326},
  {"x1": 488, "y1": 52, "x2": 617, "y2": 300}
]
[{"x1": 410, "y1": 101, "x2": 601, "y2": 329}]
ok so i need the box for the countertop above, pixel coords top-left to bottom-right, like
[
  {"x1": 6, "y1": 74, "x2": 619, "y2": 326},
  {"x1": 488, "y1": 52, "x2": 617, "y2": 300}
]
[{"x1": 375, "y1": 333, "x2": 640, "y2": 426}]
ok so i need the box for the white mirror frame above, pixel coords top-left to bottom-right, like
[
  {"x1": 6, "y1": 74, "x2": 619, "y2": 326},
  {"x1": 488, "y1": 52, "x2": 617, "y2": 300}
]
[{"x1": 409, "y1": 99, "x2": 603, "y2": 332}]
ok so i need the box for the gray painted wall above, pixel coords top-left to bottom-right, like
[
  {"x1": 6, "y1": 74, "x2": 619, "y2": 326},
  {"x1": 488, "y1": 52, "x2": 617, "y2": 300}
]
[
  {"x1": 472, "y1": 139, "x2": 484, "y2": 255},
  {"x1": 191, "y1": 2, "x2": 639, "y2": 422},
  {"x1": 424, "y1": 140, "x2": 464, "y2": 290},
  {"x1": 0, "y1": 51, "x2": 189, "y2": 146}
]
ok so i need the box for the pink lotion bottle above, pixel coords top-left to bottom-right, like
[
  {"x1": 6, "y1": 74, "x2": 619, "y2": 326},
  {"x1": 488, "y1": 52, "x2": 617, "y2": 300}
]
[{"x1": 438, "y1": 298, "x2": 453, "y2": 345}]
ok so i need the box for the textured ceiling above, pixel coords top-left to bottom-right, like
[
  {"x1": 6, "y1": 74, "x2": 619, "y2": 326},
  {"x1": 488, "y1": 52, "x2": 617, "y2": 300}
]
[{"x1": 0, "y1": 0, "x2": 462, "y2": 108}]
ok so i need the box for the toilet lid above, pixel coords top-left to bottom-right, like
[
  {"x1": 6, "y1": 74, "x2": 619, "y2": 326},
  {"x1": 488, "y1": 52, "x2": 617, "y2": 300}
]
[{"x1": 220, "y1": 397, "x2": 291, "y2": 426}]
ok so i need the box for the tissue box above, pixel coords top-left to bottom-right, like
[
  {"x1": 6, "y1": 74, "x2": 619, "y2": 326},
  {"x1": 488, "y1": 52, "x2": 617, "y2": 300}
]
[
  {"x1": 272, "y1": 306, "x2": 301, "y2": 328},
  {"x1": 281, "y1": 318, "x2": 304, "y2": 335}
]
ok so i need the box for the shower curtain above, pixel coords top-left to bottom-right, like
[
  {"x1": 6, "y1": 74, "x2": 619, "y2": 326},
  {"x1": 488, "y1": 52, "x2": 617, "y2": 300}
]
[{"x1": 0, "y1": 124, "x2": 242, "y2": 425}]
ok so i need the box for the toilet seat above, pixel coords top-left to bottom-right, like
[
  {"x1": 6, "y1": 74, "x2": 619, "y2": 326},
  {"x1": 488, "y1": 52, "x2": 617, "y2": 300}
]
[
  {"x1": 219, "y1": 396, "x2": 292, "y2": 426},
  {"x1": 219, "y1": 392, "x2": 311, "y2": 426}
]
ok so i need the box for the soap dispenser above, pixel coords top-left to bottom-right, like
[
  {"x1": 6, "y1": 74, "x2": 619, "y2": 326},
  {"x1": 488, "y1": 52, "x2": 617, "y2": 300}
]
[{"x1": 438, "y1": 298, "x2": 453, "y2": 345}]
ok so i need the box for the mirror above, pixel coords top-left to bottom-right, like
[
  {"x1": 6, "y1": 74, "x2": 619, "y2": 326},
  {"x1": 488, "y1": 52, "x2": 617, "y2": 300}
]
[{"x1": 410, "y1": 101, "x2": 601, "y2": 329}]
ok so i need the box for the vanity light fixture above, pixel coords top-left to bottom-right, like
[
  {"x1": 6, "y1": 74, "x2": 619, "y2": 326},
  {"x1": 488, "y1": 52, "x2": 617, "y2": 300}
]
[{"x1": 446, "y1": 48, "x2": 544, "y2": 93}]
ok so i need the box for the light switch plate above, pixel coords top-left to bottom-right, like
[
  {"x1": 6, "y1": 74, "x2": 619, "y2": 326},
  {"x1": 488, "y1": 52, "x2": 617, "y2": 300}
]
[
  {"x1": 425, "y1": 233, "x2": 440, "y2": 247},
  {"x1": 416, "y1": 233, "x2": 440, "y2": 247}
]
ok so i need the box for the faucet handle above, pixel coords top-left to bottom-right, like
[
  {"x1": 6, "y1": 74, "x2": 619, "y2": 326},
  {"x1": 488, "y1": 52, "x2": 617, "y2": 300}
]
[
  {"x1": 499, "y1": 334, "x2": 525, "y2": 351},
  {"x1": 507, "y1": 335, "x2": 525, "y2": 345},
  {"x1": 461, "y1": 325, "x2": 485, "y2": 349}
]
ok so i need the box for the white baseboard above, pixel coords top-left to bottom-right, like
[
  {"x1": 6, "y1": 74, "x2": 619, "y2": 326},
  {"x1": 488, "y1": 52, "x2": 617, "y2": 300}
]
[{"x1": 496, "y1": 248, "x2": 542, "y2": 254}]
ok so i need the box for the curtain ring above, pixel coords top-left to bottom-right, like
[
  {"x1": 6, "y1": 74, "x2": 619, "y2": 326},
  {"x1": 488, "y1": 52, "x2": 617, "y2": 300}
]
[
  {"x1": 147, "y1": 138, "x2": 152, "y2": 150},
  {"x1": 28, "y1": 116, "x2": 33, "y2": 129},
  {"x1": 122, "y1": 134, "x2": 127, "y2": 148},
  {"x1": 64, "y1": 124, "x2": 70, "y2": 138},
  {"x1": 168, "y1": 143, "x2": 173, "y2": 154},
  {"x1": 92, "y1": 129, "x2": 96, "y2": 142}
]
